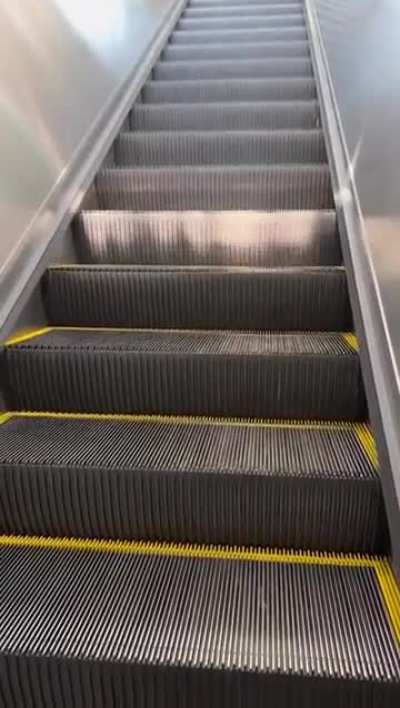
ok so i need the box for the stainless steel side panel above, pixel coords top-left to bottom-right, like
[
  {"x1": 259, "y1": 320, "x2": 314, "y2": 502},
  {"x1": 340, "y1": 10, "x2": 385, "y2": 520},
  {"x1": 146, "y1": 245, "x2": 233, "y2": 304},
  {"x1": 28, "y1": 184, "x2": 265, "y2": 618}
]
[
  {"x1": 307, "y1": 0, "x2": 400, "y2": 569},
  {"x1": 0, "y1": 0, "x2": 184, "y2": 332}
]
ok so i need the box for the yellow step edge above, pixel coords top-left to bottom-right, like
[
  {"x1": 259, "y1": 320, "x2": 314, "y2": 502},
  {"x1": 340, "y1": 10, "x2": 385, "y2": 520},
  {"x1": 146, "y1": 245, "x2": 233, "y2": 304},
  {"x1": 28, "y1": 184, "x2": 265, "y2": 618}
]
[
  {"x1": 0, "y1": 533, "x2": 378, "y2": 568},
  {"x1": 342, "y1": 332, "x2": 359, "y2": 351},
  {"x1": 0, "y1": 413, "x2": 12, "y2": 425},
  {"x1": 374, "y1": 560, "x2": 400, "y2": 643},
  {"x1": 354, "y1": 423, "x2": 379, "y2": 469},
  {"x1": 3, "y1": 409, "x2": 374, "y2": 434},
  {"x1": 4, "y1": 326, "x2": 52, "y2": 347},
  {"x1": 1, "y1": 534, "x2": 397, "y2": 643},
  {"x1": 5, "y1": 325, "x2": 361, "y2": 343}
]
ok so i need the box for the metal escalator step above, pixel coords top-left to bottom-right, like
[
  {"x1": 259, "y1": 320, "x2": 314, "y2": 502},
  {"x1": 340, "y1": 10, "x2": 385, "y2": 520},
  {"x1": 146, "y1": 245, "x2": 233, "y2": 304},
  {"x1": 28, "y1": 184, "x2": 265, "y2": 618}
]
[
  {"x1": 191, "y1": 0, "x2": 305, "y2": 6},
  {"x1": 142, "y1": 78, "x2": 316, "y2": 103},
  {"x1": 3, "y1": 329, "x2": 365, "y2": 420},
  {"x1": 0, "y1": 414, "x2": 384, "y2": 551},
  {"x1": 152, "y1": 58, "x2": 312, "y2": 81},
  {"x1": 162, "y1": 41, "x2": 310, "y2": 60},
  {"x1": 130, "y1": 102, "x2": 320, "y2": 132},
  {"x1": 95, "y1": 165, "x2": 333, "y2": 211},
  {"x1": 177, "y1": 15, "x2": 305, "y2": 29},
  {"x1": 44, "y1": 266, "x2": 350, "y2": 331},
  {"x1": 74, "y1": 210, "x2": 340, "y2": 266},
  {"x1": 184, "y1": 4, "x2": 303, "y2": 17},
  {"x1": 116, "y1": 130, "x2": 326, "y2": 167},
  {"x1": 169, "y1": 27, "x2": 308, "y2": 43},
  {"x1": 0, "y1": 538, "x2": 399, "y2": 706}
]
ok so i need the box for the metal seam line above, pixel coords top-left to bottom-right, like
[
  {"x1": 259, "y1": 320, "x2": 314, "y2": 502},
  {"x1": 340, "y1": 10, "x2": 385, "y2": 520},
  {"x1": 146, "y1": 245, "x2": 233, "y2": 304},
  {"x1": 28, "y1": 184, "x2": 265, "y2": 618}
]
[{"x1": 0, "y1": 534, "x2": 398, "y2": 642}]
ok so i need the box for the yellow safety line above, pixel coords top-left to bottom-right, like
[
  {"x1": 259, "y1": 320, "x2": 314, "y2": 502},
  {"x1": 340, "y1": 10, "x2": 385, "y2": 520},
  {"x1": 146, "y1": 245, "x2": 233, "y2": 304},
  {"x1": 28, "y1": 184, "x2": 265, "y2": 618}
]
[
  {"x1": 4, "y1": 326, "x2": 52, "y2": 347},
  {"x1": 0, "y1": 534, "x2": 378, "y2": 568},
  {"x1": 0, "y1": 413, "x2": 12, "y2": 425},
  {"x1": 354, "y1": 423, "x2": 379, "y2": 469},
  {"x1": 374, "y1": 559, "x2": 400, "y2": 644},
  {"x1": 5, "y1": 325, "x2": 362, "y2": 344},
  {"x1": 3, "y1": 409, "x2": 372, "y2": 433},
  {"x1": 342, "y1": 332, "x2": 359, "y2": 352}
]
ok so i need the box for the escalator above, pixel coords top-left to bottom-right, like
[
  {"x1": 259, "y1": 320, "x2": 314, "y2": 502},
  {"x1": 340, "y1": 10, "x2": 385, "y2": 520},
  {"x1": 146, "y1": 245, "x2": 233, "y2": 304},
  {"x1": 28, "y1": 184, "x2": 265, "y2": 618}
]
[{"x1": 0, "y1": 0, "x2": 399, "y2": 704}]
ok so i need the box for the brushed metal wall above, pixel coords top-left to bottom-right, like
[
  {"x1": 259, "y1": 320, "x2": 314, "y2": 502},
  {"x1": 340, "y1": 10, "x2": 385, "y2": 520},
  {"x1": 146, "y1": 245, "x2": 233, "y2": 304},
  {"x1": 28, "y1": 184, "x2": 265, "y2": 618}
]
[
  {"x1": 0, "y1": 0, "x2": 183, "y2": 331},
  {"x1": 310, "y1": 0, "x2": 400, "y2": 563}
]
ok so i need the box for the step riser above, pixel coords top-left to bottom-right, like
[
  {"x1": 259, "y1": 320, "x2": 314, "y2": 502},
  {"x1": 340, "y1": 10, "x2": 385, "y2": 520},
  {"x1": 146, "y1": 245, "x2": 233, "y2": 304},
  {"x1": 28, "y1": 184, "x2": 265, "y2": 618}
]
[
  {"x1": 0, "y1": 466, "x2": 383, "y2": 552},
  {"x1": 130, "y1": 103, "x2": 320, "y2": 131},
  {"x1": 116, "y1": 131, "x2": 326, "y2": 167},
  {"x1": 177, "y1": 15, "x2": 305, "y2": 29},
  {"x1": 169, "y1": 27, "x2": 308, "y2": 43},
  {"x1": 183, "y1": 5, "x2": 303, "y2": 18},
  {"x1": 162, "y1": 41, "x2": 310, "y2": 60},
  {"x1": 74, "y1": 211, "x2": 341, "y2": 267},
  {"x1": 45, "y1": 269, "x2": 351, "y2": 331},
  {"x1": 153, "y1": 59, "x2": 312, "y2": 81},
  {"x1": 142, "y1": 78, "x2": 316, "y2": 103},
  {"x1": 96, "y1": 167, "x2": 333, "y2": 211},
  {"x1": 3, "y1": 348, "x2": 365, "y2": 420}
]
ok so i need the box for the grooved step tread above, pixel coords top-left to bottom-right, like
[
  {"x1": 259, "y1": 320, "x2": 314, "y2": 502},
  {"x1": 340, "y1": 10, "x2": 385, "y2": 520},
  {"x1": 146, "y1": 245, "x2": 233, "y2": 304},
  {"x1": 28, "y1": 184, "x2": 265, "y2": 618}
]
[
  {"x1": 44, "y1": 265, "x2": 350, "y2": 331},
  {"x1": 96, "y1": 165, "x2": 333, "y2": 211},
  {"x1": 0, "y1": 537, "x2": 398, "y2": 707},
  {"x1": 0, "y1": 414, "x2": 383, "y2": 551},
  {"x1": 163, "y1": 40, "x2": 310, "y2": 60},
  {"x1": 177, "y1": 15, "x2": 306, "y2": 30},
  {"x1": 3, "y1": 329, "x2": 365, "y2": 420},
  {"x1": 143, "y1": 77, "x2": 316, "y2": 103},
  {"x1": 116, "y1": 130, "x2": 326, "y2": 166},
  {"x1": 153, "y1": 57, "x2": 312, "y2": 81},
  {"x1": 170, "y1": 27, "x2": 308, "y2": 44},
  {"x1": 74, "y1": 209, "x2": 340, "y2": 266}
]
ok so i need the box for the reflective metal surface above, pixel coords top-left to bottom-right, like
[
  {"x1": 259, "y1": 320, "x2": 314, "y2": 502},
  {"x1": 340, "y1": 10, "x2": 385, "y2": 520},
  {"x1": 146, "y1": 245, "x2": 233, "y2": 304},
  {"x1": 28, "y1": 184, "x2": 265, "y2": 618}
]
[
  {"x1": 307, "y1": 0, "x2": 400, "y2": 569},
  {"x1": 0, "y1": 0, "x2": 184, "y2": 333}
]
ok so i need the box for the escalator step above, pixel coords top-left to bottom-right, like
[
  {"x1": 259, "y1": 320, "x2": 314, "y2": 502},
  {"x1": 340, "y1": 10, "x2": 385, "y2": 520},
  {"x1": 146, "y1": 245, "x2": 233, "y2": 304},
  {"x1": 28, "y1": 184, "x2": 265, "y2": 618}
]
[
  {"x1": 0, "y1": 538, "x2": 398, "y2": 706},
  {"x1": 177, "y1": 15, "x2": 305, "y2": 29},
  {"x1": 169, "y1": 27, "x2": 308, "y2": 43},
  {"x1": 183, "y1": 5, "x2": 303, "y2": 17},
  {"x1": 162, "y1": 41, "x2": 310, "y2": 60},
  {"x1": 116, "y1": 130, "x2": 326, "y2": 167},
  {"x1": 44, "y1": 265, "x2": 350, "y2": 331},
  {"x1": 0, "y1": 414, "x2": 384, "y2": 550},
  {"x1": 142, "y1": 78, "x2": 316, "y2": 103},
  {"x1": 130, "y1": 102, "x2": 320, "y2": 132},
  {"x1": 74, "y1": 210, "x2": 340, "y2": 266},
  {"x1": 3, "y1": 328, "x2": 365, "y2": 420},
  {"x1": 152, "y1": 58, "x2": 312, "y2": 80},
  {"x1": 95, "y1": 165, "x2": 333, "y2": 210},
  {"x1": 190, "y1": 0, "x2": 304, "y2": 5}
]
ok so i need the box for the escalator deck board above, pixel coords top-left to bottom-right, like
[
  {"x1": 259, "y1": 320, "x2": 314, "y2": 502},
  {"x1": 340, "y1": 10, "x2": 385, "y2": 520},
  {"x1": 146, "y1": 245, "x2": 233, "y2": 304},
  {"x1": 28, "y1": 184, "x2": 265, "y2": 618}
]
[
  {"x1": 0, "y1": 537, "x2": 399, "y2": 707},
  {"x1": 0, "y1": 414, "x2": 384, "y2": 551},
  {"x1": 3, "y1": 328, "x2": 365, "y2": 419}
]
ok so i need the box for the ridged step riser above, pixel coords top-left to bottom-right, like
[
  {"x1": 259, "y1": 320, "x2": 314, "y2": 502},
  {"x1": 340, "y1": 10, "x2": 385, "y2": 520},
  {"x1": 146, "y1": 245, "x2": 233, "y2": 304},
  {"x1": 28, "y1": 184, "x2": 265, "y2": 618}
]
[
  {"x1": 74, "y1": 211, "x2": 341, "y2": 267},
  {"x1": 116, "y1": 131, "x2": 326, "y2": 167},
  {"x1": 45, "y1": 268, "x2": 351, "y2": 331},
  {"x1": 142, "y1": 78, "x2": 316, "y2": 103},
  {"x1": 177, "y1": 15, "x2": 305, "y2": 29},
  {"x1": 153, "y1": 58, "x2": 313, "y2": 81},
  {"x1": 163, "y1": 41, "x2": 310, "y2": 60},
  {"x1": 96, "y1": 166, "x2": 333, "y2": 211},
  {"x1": 0, "y1": 417, "x2": 383, "y2": 552},
  {"x1": 184, "y1": 5, "x2": 303, "y2": 17},
  {"x1": 169, "y1": 27, "x2": 308, "y2": 43},
  {"x1": 130, "y1": 102, "x2": 320, "y2": 132},
  {"x1": 3, "y1": 332, "x2": 365, "y2": 420}
]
